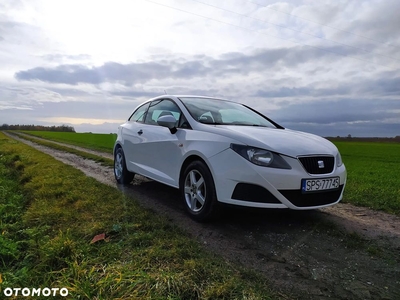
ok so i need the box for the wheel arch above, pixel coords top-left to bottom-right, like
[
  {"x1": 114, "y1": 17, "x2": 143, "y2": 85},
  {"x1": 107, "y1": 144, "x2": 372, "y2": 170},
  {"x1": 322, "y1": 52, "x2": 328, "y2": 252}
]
[
  {"x1": 113, "y1": 142, "x2": 123, "y2": 156},
  {"x1": 179, "y1": 154, "x2": 220, "y2": 221},
  {"x1": 179, "y1": 155, "x2": 214, "y2": 187}
]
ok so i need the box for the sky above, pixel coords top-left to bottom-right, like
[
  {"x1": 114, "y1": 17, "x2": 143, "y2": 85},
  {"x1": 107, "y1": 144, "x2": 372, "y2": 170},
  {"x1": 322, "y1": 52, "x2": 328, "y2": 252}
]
[{"x1": 1, "y1": 0, "x2": 399, "y2": 137}]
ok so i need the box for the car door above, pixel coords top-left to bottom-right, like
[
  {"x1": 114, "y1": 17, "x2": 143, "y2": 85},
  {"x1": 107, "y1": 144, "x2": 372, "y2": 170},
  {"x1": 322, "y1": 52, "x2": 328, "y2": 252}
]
[
  {"x1": 132, "y1": 99, "x2": 186, "y2": 187},
  {"x1": 122, "y1": 102, "x2": 150, "y2": 173}
]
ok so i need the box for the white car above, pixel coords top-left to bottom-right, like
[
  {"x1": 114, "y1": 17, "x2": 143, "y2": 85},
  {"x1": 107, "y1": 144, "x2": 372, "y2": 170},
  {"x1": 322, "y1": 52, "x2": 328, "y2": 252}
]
[{"x1": 114, "y1": 95, "x2": 347, "y2": 221}]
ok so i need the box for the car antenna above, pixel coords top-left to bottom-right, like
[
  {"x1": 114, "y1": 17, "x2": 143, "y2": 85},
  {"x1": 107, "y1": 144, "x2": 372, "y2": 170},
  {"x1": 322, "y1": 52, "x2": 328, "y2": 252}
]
[{"x1": 164, "y1": 90, "x2": 167, "y2": 95}]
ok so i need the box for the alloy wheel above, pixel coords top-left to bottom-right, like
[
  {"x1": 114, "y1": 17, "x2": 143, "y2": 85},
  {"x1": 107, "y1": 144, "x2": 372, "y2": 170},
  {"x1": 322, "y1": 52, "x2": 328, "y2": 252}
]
[
  {"x1": 114, "y1": 152, "x2": 123, "y2": 179},
  {"x1": 184, "y1": 170, "x2": 206, "y2": 212}
]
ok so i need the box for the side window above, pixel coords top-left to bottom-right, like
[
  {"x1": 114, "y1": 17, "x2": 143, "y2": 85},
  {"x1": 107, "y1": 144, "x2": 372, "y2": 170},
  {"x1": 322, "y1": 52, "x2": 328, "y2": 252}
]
[
  {"x1": 144, "y1": 99, "x2": 181, "y2": 126},
  {"x1": 128, "y1": 103, "x2": 149, "y2": 122}
]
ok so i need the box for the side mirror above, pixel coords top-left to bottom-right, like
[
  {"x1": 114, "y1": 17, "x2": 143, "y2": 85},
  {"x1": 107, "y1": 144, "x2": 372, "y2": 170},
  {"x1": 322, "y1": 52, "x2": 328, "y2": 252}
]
[{"x1": 157, "y1": 115, "x2": 177, "y2": 134}]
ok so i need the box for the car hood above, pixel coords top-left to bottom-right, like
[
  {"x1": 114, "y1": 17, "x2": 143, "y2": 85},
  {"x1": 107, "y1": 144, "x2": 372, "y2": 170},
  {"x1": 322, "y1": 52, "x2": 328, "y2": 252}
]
[{"x1": 201, "y1": 125, "x2": 338, "y2": 157}]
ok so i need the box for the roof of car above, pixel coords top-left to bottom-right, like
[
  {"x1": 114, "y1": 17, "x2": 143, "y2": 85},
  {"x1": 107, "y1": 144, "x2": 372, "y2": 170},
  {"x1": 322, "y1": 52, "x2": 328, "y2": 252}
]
[
  {"x1": 142, "y1": 95, "x2": 237, "y2": 107},
  {"x1": 160, "y1": 94, "x2": 227, "y2": 99}
]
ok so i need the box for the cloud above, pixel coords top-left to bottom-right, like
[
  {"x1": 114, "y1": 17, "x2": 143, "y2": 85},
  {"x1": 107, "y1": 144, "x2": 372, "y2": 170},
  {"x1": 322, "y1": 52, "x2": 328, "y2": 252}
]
[
  {"x1": 38, "y1": 117, "x2": 125, "y2": 125},
  {"x1": 14, "y1": 59, "x2": 216, "y2": 85},
  {"x1": 269, "y1": 98, "x2": 400, "y2": 126},
  {"x1": 0, "y1": 85, "x2": 64, "y2": 108},
  {"x1": 0, "y1": 20, "x2": 47, "y2": 49},
  {"x1": 0, "y1": 105, "x2": 32, "y2": 110},
  {"x1": 14, "y1": 45, "x2": 360, "y2": 85},
  {"x1": 41, "y1": 53, "x2": 92, "y2": 62},
  {"x1": 254, "y1": 74, "x2": 400, "y2": 98},
  {"x1": 349, "y1": 1, "x2": 400, "y2": 42}
]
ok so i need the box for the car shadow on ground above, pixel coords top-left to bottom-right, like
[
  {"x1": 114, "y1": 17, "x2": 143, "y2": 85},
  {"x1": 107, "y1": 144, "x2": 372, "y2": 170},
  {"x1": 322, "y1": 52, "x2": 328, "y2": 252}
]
[{"x1": 117, "y1": 175, "x2": 330, "y2": 232}]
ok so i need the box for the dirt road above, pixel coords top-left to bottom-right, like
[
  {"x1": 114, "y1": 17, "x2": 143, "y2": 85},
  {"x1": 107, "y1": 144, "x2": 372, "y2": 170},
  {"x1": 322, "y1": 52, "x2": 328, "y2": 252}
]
[{"x1": 6, "y1": 132, "x2": 400, "y2": 299}]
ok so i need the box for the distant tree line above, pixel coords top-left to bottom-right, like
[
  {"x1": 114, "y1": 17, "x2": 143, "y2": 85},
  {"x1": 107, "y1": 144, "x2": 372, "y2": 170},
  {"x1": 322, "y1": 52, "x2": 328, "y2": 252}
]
[
  {"x1": 0, "y1": 124, "x2": 75, "y2": 132},
  {"x1": 328, "y1": 135, "x2": 400, "y2": 143}
]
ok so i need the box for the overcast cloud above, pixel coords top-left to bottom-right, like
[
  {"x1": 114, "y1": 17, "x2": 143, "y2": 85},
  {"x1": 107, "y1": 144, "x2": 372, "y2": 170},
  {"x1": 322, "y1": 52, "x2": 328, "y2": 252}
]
[{"x1": 1, "y1": 0, "x2": 400, "y2": 136}]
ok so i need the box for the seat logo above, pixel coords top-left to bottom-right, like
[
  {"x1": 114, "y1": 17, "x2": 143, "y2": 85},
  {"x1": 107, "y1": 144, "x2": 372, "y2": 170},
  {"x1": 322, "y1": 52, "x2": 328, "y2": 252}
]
[{"x1": 318, "y1": 160, "x2": 325, "y2": 168}]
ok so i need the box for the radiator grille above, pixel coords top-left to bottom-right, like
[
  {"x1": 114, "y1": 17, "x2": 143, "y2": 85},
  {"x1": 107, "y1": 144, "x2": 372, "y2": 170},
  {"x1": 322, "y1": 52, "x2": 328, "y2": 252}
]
[{"x1": 298, "y1": 156, "x2": 334, "y2": 174}]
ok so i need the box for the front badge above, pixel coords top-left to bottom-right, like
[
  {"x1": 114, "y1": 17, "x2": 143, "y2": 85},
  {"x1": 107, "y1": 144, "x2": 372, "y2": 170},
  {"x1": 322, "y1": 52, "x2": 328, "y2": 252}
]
[{"x1": 318, "y1": 160, "x2": 325, "y2": 169}]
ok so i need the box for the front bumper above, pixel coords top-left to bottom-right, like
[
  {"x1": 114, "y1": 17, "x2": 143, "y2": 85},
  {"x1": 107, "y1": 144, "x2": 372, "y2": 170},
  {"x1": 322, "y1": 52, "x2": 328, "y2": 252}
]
[{"x1": 207, "y1": 148, "x2": 347, "y2": 209}]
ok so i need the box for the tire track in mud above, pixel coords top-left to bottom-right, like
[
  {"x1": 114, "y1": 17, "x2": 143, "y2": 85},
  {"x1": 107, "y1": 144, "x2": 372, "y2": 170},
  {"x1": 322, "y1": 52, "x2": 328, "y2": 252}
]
[{"x1": 5, "y1": 131, "x2": 400, "y2": 300}]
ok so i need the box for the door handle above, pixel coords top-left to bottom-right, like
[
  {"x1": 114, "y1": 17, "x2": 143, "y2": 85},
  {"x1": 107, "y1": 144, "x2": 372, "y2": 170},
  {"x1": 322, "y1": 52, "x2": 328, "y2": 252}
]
[{"x1": 137, "y1": 129, "x2": 143, "y2": 135}]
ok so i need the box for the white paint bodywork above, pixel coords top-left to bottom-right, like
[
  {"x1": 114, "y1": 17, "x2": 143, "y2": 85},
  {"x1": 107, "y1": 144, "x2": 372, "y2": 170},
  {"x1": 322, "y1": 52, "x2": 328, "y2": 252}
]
[{"x1": 115, "y1": 95, "x2": 347, "y2": 210}]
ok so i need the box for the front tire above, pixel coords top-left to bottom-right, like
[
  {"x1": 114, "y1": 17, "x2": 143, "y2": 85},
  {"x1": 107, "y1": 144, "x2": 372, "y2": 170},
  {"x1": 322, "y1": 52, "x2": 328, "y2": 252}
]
[
  {"x1": 114, "y1": 147, "x2": 134, "y2": 184},
  {"x1": 180, "y1": 161, "x2": 218, "y2": 222}
]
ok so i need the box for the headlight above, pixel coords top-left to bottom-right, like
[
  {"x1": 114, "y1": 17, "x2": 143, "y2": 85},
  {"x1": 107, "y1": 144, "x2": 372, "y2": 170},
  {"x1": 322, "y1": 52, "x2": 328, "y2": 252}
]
[
  {"x1": 230, "y1": 144, "x2": 291, "y2": 169},
  {"x1": 336, "y1": 152, "x2": 343, "y2": 167}
]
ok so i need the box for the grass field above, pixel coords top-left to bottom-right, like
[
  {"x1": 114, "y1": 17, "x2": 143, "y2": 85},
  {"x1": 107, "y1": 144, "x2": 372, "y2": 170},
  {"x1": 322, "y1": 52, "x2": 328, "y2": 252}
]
[
  {"x1": 21, "y1": 131, "x2": 116, "y2": 153},
  {"x1": 334, "y1": 141, "x2": 400, "y2": 215},
  {"x1": 0, "y1": 132, "x2": 274, "y2": 299}
]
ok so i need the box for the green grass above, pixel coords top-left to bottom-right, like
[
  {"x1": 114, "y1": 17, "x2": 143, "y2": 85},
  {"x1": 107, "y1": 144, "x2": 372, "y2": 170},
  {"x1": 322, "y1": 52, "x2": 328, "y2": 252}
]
[
  {"x1": 0, "y1": 132, "x2": 276, "y2": 299},
  {"x1": 20, "y1": 131, "x2": 116, "y2": 153},
  {"x1": 333, "y1": 141, "x2": 400, "y2": 215}
]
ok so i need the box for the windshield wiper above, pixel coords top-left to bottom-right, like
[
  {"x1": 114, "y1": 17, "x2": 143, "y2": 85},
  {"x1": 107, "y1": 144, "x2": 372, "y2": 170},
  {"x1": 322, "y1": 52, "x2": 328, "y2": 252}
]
[
  {"x1": 199, "y1": 121, "x2": 224, "y2": 125},
  {"x1": 199, "y1": 121, "x2": 267, "y2": 127}
]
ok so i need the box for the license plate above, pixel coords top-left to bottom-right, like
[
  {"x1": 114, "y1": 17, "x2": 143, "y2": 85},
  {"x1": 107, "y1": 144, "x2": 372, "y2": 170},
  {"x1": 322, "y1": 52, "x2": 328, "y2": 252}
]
[{"x1": 301, "y1": 177, "x2": 340, "y2": 193}]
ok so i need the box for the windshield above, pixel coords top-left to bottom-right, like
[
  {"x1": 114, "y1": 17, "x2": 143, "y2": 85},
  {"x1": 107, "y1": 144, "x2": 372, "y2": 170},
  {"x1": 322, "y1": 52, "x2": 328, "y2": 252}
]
[{"x1": 179, "y1": 97, "x2": 279, "y2": 128}]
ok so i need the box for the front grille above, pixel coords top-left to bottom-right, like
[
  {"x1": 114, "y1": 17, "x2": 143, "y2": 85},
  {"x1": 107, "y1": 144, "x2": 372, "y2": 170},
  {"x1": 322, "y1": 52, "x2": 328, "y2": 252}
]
[
  {"x1": 279, "y1": 185, "x2": 344, "y2": 207},
  {"x1": 298, "y1": 156, "x2": 334, "y2": 174}
]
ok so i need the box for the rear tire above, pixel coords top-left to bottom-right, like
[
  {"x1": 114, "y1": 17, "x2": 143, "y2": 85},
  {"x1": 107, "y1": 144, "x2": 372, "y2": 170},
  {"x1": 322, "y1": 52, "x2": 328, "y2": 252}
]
[
  {"x1": 114, "y1": 147, "x2": 134, "y2": 184},
  {"x1": 180, "y1": 160, "x2": 218, "y2": 222}
]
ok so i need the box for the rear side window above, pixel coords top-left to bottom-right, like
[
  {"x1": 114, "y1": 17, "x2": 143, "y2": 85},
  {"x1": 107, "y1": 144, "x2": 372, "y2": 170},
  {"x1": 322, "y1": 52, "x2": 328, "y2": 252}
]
[{"x1": 128, "y1": 103, "x2": 149, "y2": 122}]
